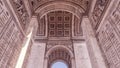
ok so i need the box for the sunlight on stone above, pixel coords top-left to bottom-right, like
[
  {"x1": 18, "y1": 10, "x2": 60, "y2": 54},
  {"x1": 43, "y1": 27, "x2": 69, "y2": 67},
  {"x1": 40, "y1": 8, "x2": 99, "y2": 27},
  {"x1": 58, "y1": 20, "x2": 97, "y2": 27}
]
[
  {"x1": 15, "y1": 29, "x2": 33, "y2": 68},
  {"x1": 52, "y1": 62, "x2": 68, "y2": 68}
]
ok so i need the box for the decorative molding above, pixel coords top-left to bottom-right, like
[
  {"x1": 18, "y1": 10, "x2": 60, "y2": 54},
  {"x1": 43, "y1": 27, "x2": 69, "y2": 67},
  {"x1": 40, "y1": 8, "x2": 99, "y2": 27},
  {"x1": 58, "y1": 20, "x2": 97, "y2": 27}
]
[
  {"x1": 37, "y1": 15, "x2": 46, "y2": 36},
  {"x1": 11, "y1": 0, "x2": 30, "y2": 32},
  {"x1": 91, "y1": 0, "x2": 110, "y2": 30},
  {"x1": 0, "y1": 1, "x2": 25, "y2": 67},
  {"x1": 74, "y1": 15, "x2": 83, "y2": 36},
  {"x1": 96, "y1": 2, "x2": 120, "y2": 67}
]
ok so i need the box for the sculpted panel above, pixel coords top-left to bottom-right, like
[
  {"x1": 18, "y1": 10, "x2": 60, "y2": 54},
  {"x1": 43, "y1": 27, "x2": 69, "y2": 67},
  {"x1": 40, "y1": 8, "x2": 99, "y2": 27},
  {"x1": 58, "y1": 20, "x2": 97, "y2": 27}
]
[
  {"x1": 47, "y1": 11, "x2": 72, "y2": 37},
  {"x1": 0, "y1": 0, "x2": 10, "y2": 35},
  {"x1": 0, "y1": 0, "x2": 24, "y2": 68},
  {"x1": 11, "y1": 0, "x2": 29, "y2": 31},
  {"x1": 91, "y1": 0, "x2": 109, "y2": 30},
  {"x1": 29, "y1": 0, "x2": 89, "y2": 11},
  {"x1": 74, "y1": 15, "x2": 83, "y2": 36},
  {"x1": 37, "y1": 16, "x2": 46, "y2": 36},
  {"x1": 96, "y1": 2, "x2": 120, "y2": 68},
  {"x1": 0, "y1": 19, "x2": 24, "y2": 68}
]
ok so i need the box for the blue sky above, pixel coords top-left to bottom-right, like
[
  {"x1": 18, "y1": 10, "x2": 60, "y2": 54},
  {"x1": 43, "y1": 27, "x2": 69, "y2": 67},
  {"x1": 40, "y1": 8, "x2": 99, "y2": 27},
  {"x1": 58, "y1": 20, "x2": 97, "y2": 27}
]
[{"x1": 52, "y1": 62, "x2": 68, "y2": 68}]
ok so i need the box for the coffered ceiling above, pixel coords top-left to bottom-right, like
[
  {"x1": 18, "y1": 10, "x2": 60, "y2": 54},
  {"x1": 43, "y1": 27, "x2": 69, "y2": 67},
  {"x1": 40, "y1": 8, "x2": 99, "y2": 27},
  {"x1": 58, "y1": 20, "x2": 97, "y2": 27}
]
[
  {"x1": 36, "y1": 11, "x2": 83, "y2": 39},
  {"x1": 31, "y1": 0, "x2": 89, "y2": 40}
]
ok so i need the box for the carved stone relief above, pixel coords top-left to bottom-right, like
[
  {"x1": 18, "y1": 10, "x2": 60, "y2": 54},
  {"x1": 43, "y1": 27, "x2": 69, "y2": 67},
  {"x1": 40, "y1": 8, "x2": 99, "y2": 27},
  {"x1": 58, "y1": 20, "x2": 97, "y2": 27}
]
[
  {"x1": 0, "y1": 0, "x2": 24, "y2": 67},
  {"x1": 46, "y1": 40, "x2": 73, "y2": 52},
  {"x1": 36, "y1": 11, "x2": 83, "y2": 38},
  {"x1": 37, "y1": 16, "x2": 46, "y2": 36},
  {"x1": 29, "y1": 0, "x2": 89, "y2": 11},
  {"x1": 91, "y1": 0, "x2": 109, "y2": 30},
  {"x1": 74, "y1": 15, "x2": 83, "y2": 36},
  {"x1": 48, "y1": 11, "x2": 72, "y2": 37},
  {"x1": 12, "y1": 0, "x2": 29, "y2": 31},
  {"x1": 96, "y1": 2, "x2": 120, "y2": 68}
]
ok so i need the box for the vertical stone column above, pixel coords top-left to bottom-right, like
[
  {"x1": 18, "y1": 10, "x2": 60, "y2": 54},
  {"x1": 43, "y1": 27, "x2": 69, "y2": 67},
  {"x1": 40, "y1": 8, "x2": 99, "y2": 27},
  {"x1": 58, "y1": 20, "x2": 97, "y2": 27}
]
[
  {"x1": 15, "y1": 9, "x2": 37, "y2": 68},
  {"x1": 81, "y1": 17, "x2": 107, "y2": 68},
  {"x1": 26, "y1": 42, "x2": 46, "y2": 68},
  {"x1": 44, "y1": 57, "x2": 48, "y2": 68},
  {"x1": 73, "y1": 42, "x2": 92, "y2": 68},
  {"x1": 71, "y1": 57, "x2": 76, "y2": 68}
]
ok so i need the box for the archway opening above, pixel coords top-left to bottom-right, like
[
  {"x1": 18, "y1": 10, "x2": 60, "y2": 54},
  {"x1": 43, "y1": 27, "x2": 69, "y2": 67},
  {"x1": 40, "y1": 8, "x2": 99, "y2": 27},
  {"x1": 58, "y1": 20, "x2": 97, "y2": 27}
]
[{"x1": 51, "y1": 62, "x2": 68, "y2": 68}]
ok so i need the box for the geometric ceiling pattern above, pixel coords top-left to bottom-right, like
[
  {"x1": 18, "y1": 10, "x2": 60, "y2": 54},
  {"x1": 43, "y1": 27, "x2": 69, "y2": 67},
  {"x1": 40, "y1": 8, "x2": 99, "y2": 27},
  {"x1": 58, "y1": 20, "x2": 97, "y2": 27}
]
[
  {"x1": 48, "y1": 11, "x2": 72, "y2": 37},
  {"x1": 36, "y1": 11, "x2": 83, "y2": 38}
]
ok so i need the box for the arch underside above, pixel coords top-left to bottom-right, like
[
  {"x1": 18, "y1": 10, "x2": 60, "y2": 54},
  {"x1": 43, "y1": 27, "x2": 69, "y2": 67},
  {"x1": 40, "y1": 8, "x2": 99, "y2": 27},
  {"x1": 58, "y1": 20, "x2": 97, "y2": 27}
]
[
  {"x1": 33, "y1": 0, "x2": 88, "y2": 39},
  {"x1": 33, "y1": 0, "x2": 89, "y2": 18},
  {"x1": 47, "y1": 46, "x2": 72, "y2": 68}
]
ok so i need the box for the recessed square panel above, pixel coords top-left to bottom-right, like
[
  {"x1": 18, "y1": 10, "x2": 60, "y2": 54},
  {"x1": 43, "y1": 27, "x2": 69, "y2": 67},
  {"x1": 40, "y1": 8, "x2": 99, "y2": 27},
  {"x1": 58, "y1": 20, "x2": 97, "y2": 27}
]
[
  {"x1": 47, "y1": 11, "x2": 72, "y2": 37},
  {"x1": 64, "y1": 30, "x2": 70, "y2": 36},
  {"x1": 49, "y1": 30, "x2": 55, "y2": 36},
  {"x1": 49, "y1": 16, "x2": 55, "y2": 21},
  {"x1": 57, "y1": 24, "x2": 63, "y2": 29},
  {"x1": 49, "y1": 23, "x2": 55, "y2": 29},
  {"x1": 64, "y1": 23, "x2": 70, "y2": 29},
  {"x1": 64, "y1": 16, "x2": 70, "y2": 21},
  {"x1": 56, "y1": 30, "x2": 63, "y2": 36},
  {"x1": 58, "y1": 16, "x2": 62, "y2": 21}
]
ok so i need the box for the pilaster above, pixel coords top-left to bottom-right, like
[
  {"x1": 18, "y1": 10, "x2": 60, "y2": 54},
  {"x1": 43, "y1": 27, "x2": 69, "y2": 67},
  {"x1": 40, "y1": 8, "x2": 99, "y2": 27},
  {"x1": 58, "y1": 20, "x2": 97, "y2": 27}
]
[{"x1": 81, "y1": 17, "x2": 107, "y2": 68}]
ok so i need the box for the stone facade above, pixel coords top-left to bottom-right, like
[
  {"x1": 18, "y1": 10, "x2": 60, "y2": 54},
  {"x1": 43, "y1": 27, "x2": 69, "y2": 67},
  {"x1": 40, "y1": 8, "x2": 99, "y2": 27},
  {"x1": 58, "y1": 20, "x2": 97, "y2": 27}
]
[
  {"x1": 0, "y1": 0, "x2": 120, "y2": 68},
  {"x1": 96, "y1": 0, "x2": 120, "y2": 68},
  {"x1": 0, "y1": 0, "x2": 25, "y2": 68}
]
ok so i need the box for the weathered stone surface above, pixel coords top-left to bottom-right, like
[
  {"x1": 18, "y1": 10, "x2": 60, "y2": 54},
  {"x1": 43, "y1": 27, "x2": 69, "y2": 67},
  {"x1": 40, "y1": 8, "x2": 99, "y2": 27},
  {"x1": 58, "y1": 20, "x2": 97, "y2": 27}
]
[
  {"x1": 96, "y1": 1, "x2": 120, "y2": 68},
  {"x1": 1, "y1": 0, "x2": 120, "y2": 68},
  {"x1": 0, "y1": 0, "x2": 24, "y2": 68}
]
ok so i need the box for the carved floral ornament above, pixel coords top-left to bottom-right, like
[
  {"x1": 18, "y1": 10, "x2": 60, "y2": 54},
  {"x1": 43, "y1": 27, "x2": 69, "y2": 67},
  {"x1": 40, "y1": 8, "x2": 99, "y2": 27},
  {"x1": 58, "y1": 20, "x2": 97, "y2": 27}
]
[
  {"x1": 92, "y1": 0, "x2": 109, "y2": 29},
  {"x1": 13, "y1": 0, "x2": 29, "y2": 30}
]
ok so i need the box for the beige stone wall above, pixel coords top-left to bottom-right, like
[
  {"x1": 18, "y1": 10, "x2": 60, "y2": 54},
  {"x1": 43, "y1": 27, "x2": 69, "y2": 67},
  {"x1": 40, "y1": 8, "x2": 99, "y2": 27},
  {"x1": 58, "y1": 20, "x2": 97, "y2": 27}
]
[
  {"x1": 81, "y1": 17, "x2": 107, "y2": 68},
  {"x1": 22, "y1": 40, "x2": 33, "y2": 68},
  {"x1": 74, "y1": 42, "x2": 92, "y2": 68},
  {"x1": 26, "y1": 42, "x2": 46, "y2": 68}
]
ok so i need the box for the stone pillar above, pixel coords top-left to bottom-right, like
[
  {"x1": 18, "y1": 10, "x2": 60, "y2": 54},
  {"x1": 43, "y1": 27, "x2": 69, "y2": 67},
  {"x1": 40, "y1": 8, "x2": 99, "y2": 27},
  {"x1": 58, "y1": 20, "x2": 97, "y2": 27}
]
[
  {"x1": 71, "y1": 57, "x2": 76, "y2": 68},
  {"x1": 81, "y1": 17, "x2": 107, "y2": 68},
  {"x1": 15, "y1": 13, "x2": 36, "y2": 68},
  {"x1": 44, "y1": 57, "x2": 48, "y2": 68},
  {"x1": 26, "y1": 42, "x2": 46, "y2": 68},
  {"x1": 73, "y1": 42, "x2": 92, "y2": 68}
]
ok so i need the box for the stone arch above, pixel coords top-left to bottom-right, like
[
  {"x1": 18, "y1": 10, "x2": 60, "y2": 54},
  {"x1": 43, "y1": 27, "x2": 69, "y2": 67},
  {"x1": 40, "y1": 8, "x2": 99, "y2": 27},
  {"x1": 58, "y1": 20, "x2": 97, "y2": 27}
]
[
  {"x1": 46, "y1": 45, "x2": 74, "y2": 58},
  {"x1": 35, "y1": 1, "x2": 86, "y2": 19},
  {"x1": 45, "y1": 45, "x2": 73, "y2": 68}
]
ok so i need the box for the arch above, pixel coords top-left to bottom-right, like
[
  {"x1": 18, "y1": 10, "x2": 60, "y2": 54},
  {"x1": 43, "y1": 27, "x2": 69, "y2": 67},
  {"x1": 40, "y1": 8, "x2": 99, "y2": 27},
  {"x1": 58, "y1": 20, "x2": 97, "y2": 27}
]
[
  {"x1": 50, "y1": 60, "x2": 68, "y2": 68},
  {"x1": 46, "y1": 45, "x2": 73, "y2": 68},
  {"x1": 45, "y1": 45, "x2": 74, "y2": 58},
  {"x1": 35, "y1": 1, "x2": 86, "y2": 18}
]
